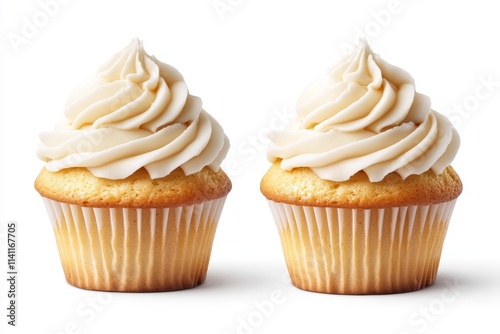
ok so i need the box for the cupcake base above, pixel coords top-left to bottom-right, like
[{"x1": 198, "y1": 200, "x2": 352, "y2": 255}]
[
  {"x1": 43, "y1": 197, "x2": 227, "y2": 292},
  {"x1": 268, "y1": 200, "x2": 456, "y2": 294}
]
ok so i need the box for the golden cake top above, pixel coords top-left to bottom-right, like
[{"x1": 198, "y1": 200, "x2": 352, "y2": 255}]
[
  {"x1": 261, "y1": 161, "x2": 462, "y2": 208},
  {"x1": 35, "y1": 167, "x2": 231, "y2": 208}
]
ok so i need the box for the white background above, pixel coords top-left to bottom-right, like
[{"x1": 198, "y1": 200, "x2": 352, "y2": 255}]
[{"x1": 2, "y1": 0, "x2": 500, "y2": 333}]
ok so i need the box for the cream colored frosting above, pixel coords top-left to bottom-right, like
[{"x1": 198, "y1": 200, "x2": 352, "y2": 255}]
[
  {"x1": 267, "y1": 40, "x2": 459, "y2": 182},
  {"x1": 38, "y1": 39, "x2": 229, "y2": 179}
]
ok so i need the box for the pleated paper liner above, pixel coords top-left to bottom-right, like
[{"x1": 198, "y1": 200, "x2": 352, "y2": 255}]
[
  {"x1": 268, "y1": 200, "x2": 457, "y2": 294},
  {"x1": 42, "y1": 197, "x2": 227, "y2": 292}
]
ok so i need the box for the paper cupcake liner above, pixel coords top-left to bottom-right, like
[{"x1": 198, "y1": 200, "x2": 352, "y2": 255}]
[
  {"x1": 267, "y1": 200, "x2": 457, "y2": 294},
  {"x1": 42, "y1": 197, "x2": 227, "y2": 292}
]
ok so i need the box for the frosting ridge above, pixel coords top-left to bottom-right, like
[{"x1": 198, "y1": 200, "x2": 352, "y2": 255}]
[
  {"x1": 267, "y1": 41, "x2": 459, "y2": 182},
  {"x1": 38, "y1": 39, "x2": 229, "y2": 179}
]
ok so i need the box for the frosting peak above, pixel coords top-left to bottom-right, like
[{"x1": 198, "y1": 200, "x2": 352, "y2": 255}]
[
  {"x1": 267, "y1": 41, "x2": 459, "y2": 182},
  {"x1": 38, "y1": 39, "x2": 229, "y2": 179}
]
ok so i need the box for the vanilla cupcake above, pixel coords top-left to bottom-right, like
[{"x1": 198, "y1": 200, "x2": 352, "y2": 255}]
[
  {"x1": 261, "y1": 41, "x2": 462, "y2": 294},
  {"x1": 35, "y1": 39, "x2": 231, "y2": 292}
]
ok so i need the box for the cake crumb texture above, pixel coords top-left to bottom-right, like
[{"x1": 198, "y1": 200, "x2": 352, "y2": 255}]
[
  {"x1": 261, "y1": 161, "x2": 462, "y2": 208},
  {"x1": 35, "y1": 167, "x2": 231, "y2": 208}
]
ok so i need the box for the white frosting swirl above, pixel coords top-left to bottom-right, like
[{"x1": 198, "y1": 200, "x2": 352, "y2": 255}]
[
  {"x1": 38, "y1": 39, "x2": 229, "y2": 179},
  {"x1": 267, "y1": 41, "x2": 459, "y2": 182}
]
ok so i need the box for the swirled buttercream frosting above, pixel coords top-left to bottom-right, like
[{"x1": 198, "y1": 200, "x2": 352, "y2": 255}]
[
  {"x1": 267, "y1": 40, "x2": 459, "y2": 182},
  {"x1": 38, "y1": 39, "x2": 230, "y2": 179}
]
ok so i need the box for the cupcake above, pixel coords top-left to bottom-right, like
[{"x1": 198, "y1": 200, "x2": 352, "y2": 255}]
[
  {"x1": 35, "y1": 39, "x2": 231, "y2": 292},
  {"x1": 260, "y1": 40, "x2": 462, "y2": 294}
]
